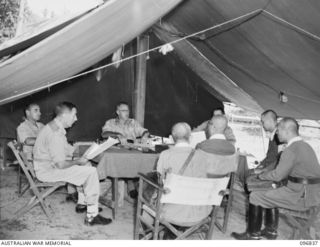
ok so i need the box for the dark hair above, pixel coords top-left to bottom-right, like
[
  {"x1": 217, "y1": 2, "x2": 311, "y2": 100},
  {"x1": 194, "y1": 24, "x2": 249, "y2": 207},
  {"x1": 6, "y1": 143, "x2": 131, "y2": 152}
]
[
  {"x1": 213, "y1": 107, "x2": 225, "y2": 115},
  {"x1": 261, "y1": 109, "x2": 278, "y2": 122},
  {"x1": 116, "y1": 101, "x2": 129, "y2": 110},
  {"x1": 24, "y1": 103, "x2": 39, "y2": 117},
  {"x1": 55, "y1": 102, "x2": 77, "y2": 116}
]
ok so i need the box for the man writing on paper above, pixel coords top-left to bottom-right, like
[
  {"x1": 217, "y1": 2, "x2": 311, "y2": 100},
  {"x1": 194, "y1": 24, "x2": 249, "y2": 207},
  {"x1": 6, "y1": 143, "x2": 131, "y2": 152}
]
[
  {"x1": 101, "y1": 102, "x2": 149, "y2": 199},
  {"x1": 17, "y1": 103, "x2": 44, "y2": 161},
  {"x1": 193, "y1": 107, "x2": 236, "y2": 145},
  {"x1": 156, "y1": 118, "x2": 237, "y2": 228},
  {"x1": 33, "y1": 102, "x2": 111, "y2": 226}
]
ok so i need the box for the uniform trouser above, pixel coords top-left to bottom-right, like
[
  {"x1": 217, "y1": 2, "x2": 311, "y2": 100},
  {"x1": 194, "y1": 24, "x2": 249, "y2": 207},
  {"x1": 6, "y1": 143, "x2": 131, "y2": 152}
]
[
  {"x1": 36, "y1": 165, "x2": 100, "y2": 218},
  {"x1": 250, "y1": 185, "x2": 307, "y2": 211}
]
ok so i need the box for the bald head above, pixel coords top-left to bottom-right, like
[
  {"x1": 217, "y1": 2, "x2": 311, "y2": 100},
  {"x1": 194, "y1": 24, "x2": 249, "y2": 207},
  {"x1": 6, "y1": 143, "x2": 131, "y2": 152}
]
[
  {"x1": 279, "y1": 117, "x2": 299, "y2": 134},
  {"x1": 277, "y1": 117, "x2": 299, "y2": 143},
  {"x1": 207, "y1": 115, "x2": 228, "y2": 137},
  {"x1": 171, "y1": 122, "x2": 191, "y2": 143}
]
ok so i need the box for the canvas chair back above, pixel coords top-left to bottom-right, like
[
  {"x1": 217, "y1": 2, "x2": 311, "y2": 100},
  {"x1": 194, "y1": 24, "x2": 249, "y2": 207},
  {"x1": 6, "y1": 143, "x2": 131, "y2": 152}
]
[
  {"x1": 135, "y1": 172, "x2": 231, "y2": 240},
  {"x1": 161, "y1": 173, "x2": 229, "y2": 206}
]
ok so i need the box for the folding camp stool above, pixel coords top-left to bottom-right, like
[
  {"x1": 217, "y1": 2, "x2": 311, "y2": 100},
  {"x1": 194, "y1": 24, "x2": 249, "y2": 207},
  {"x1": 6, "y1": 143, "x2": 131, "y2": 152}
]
[
  {"x1": 8, "y1": 141, "x2": 66, "y2": 220},
  {"x1": 134, "y1": 172, "x2": 230, "y2": 240},
  {"x1": 279, "y1": 205, "x2": 320, "y2": 239}
]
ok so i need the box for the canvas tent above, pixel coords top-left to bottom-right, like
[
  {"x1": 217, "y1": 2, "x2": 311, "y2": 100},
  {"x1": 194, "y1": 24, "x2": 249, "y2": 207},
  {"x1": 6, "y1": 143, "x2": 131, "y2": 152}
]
[{"x1": 0, "y1": 0, "x2": 319, "y2": 141}]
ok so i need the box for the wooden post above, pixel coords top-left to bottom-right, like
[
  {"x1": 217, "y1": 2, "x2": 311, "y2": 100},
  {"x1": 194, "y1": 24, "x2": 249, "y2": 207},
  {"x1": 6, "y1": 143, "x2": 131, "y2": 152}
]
[{"x1": 133, "y1": 35, "x2": 149, "y2": 126}]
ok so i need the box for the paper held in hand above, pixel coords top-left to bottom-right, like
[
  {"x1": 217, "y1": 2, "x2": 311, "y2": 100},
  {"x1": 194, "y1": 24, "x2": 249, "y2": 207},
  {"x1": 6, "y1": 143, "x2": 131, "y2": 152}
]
[
  {"x1": 82, "y1": 137, "x2": 119, "y2": 160},
  {"x1": 190, "y1": 131, "x2": 206, "y2": 148}
]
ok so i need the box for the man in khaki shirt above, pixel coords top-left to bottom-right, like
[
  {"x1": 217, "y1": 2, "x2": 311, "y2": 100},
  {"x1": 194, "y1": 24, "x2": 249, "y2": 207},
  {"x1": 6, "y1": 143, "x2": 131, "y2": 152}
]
[
  {"x1": 17, "y1": 103, "x2": 44, "y2": 160},
  {"x1": 33, "y1": 102, "x2": 111, "y2": 226},
  {"x1": 101, "y1": 102, "x2": 149, "y2": 199},
  {"x1": 102, "y1": 102, "x2": 149, "y2": 143}
]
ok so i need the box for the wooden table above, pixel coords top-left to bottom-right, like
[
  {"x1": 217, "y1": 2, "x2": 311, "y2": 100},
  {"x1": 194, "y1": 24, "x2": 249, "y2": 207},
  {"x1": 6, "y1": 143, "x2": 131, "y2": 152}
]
[{"x1": 93, "y1": 147, "x2": 159, "y2": 219}]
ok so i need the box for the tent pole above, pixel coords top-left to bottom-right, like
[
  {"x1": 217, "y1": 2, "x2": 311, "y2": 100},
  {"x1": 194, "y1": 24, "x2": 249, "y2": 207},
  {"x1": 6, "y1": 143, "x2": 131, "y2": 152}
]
[{"x1": 133, "y1": 35, "x2": 149, "y2": 126}]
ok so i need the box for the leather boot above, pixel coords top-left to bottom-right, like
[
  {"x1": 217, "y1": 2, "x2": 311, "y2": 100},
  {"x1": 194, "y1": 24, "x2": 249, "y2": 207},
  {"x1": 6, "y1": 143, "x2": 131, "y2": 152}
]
[
  {"x1": 261, "y1": 208, "x2": 279, "y2": 240},
  {"x1": 231, "y1": 204, "x2": 262, "y2": 240}
]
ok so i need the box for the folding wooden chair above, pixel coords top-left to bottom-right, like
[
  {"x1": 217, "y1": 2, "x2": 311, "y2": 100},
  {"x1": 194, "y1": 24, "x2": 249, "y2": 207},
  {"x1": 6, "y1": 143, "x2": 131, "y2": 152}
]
[
  {"x1": 280, "y1": 205, "x2": 320, "y2": 240},
  {"x1": 13, "y1": 142, "x2": 31, "y2": 196},
  {"x1": 134, "y1": 172, "x2": 231, "y2": 240},
  {"x1": 215, "y1": 172, "x2": 236, "y2": 233},
  {"x1": 8, "y1": 141, "x2": 66, "y2": 220}
]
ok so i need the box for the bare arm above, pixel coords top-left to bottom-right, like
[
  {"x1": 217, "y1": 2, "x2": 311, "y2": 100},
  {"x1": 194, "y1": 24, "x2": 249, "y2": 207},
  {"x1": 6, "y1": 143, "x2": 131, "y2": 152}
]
[
  {"x1": 55, "y1": 157, "x2": 88, "y2": 169},
  {"x1": 24, "y1": 137, "x2": 37, "y2": 146},
  {"x1": 101, "y1": 131, "x2": 123, "y2": 139},
  {"x1": 192, "y1": 120, "x2": 208, "y2": 132}
]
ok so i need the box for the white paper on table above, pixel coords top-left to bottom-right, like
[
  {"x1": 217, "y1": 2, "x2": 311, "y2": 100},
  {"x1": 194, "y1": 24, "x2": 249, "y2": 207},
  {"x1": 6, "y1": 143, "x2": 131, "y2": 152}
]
[
  {"x1": 82, "y1": 137, "x2": 119, "y2": 160},
  {"x1": 164, "y1": 136, "x2": 175, "y2": 145},
  {"x1": 160, "y1": 173, "x2": 229, "y2": 206},
  {"x1": 189, "y1": 131, "x2": 206, "y2": 148}
]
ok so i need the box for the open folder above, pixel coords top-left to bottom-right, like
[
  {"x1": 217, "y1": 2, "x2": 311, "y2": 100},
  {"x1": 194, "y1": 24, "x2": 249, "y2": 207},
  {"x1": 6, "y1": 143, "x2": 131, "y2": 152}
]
[{"x1": 82, "y1": 137, "x2": 119, "y2": 160}]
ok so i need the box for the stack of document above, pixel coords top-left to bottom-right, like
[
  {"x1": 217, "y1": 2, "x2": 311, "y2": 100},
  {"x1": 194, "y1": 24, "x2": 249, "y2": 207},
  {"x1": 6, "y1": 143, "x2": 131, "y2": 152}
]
[{"x1": 82, "y1": 137, "x2": 119, "y2": 160}]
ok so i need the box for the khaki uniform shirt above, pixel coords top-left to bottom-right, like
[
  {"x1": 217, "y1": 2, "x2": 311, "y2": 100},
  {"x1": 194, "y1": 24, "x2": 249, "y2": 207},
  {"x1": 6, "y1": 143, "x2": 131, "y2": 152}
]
[
  {"x1": 17, "y1": 119, "x2": 44, "y2": 160},
  {"x1": 33, "y1": 119, "x2": 74, "y2": 173},
  {"x1": 102, "y1": 118, "x2": 147, "y2": 140}
]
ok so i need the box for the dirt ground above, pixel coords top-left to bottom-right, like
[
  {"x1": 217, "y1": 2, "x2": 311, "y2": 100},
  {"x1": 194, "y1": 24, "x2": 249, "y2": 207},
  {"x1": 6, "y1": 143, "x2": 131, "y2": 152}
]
[{"x1": 2, "y1": 166, "x2": 319, "y2": 240}]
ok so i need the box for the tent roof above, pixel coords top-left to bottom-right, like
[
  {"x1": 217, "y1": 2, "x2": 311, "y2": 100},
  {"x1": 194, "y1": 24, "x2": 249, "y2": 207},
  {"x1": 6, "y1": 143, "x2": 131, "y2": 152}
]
[
  {"x1": 0, "y1": 0, "x2": 181, "y2": 105},
  {"x1": 0, "y1": 0, "x2": 319, "y2": 120},
  {"x1": 163, "y1": 0, "x2": 320, "y2": 119}
]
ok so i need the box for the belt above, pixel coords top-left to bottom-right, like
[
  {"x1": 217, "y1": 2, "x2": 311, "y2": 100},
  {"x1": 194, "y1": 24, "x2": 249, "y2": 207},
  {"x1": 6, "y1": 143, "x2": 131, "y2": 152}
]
[{"x1": 288, "y1": 176, "x2": 320, "y2": 185}]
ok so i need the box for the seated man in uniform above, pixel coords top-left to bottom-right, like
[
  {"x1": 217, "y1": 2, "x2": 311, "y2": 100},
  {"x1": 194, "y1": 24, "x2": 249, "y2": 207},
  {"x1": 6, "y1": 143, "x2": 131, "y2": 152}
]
[
  {"x1": 193, "y1": 107, "x2": 236, "y2": 144},
  {"x1": 156, "y1": 118, "x2": 237, "y2": 228},
  {"x1": 232, "y1": 117, "x2": 320, "y2": 240},
  {"x1": 33, "y1": 102, "x2": 111, "y2": 226},
  {"x1": 102, "y1": 102, "x2": 149, "y2": 143},
  {"x1": 17, "y1": 103, "x2": 44, "y2": 160},
  {"x1": 101, "y1": 102, "x2": 149, "y2": 199},
  {"x1": 255, "y1": 109, "x2": 281, "y2": 172},
  {"x1": 240, "y1": 110, "x2": 282, "y2": 185}
]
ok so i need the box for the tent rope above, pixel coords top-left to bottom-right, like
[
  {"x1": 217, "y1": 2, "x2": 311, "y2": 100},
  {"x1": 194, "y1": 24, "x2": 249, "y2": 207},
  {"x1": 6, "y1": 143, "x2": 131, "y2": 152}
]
[
  {"x1": 2, "y1": 9, "x2": 263, "y2": 104},
  {"x1": 4, "y1": 8, "x2": 320, "y2": 106},
  {"x1": 262, "y1": 10, "x2": 320, "y2": 42}
]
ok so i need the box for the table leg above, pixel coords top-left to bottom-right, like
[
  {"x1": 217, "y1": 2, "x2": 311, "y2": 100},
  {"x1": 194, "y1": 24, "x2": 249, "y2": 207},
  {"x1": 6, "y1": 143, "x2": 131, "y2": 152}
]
[{"x1": 112, "y1": 177, "x2": 118, "y2": 220}]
